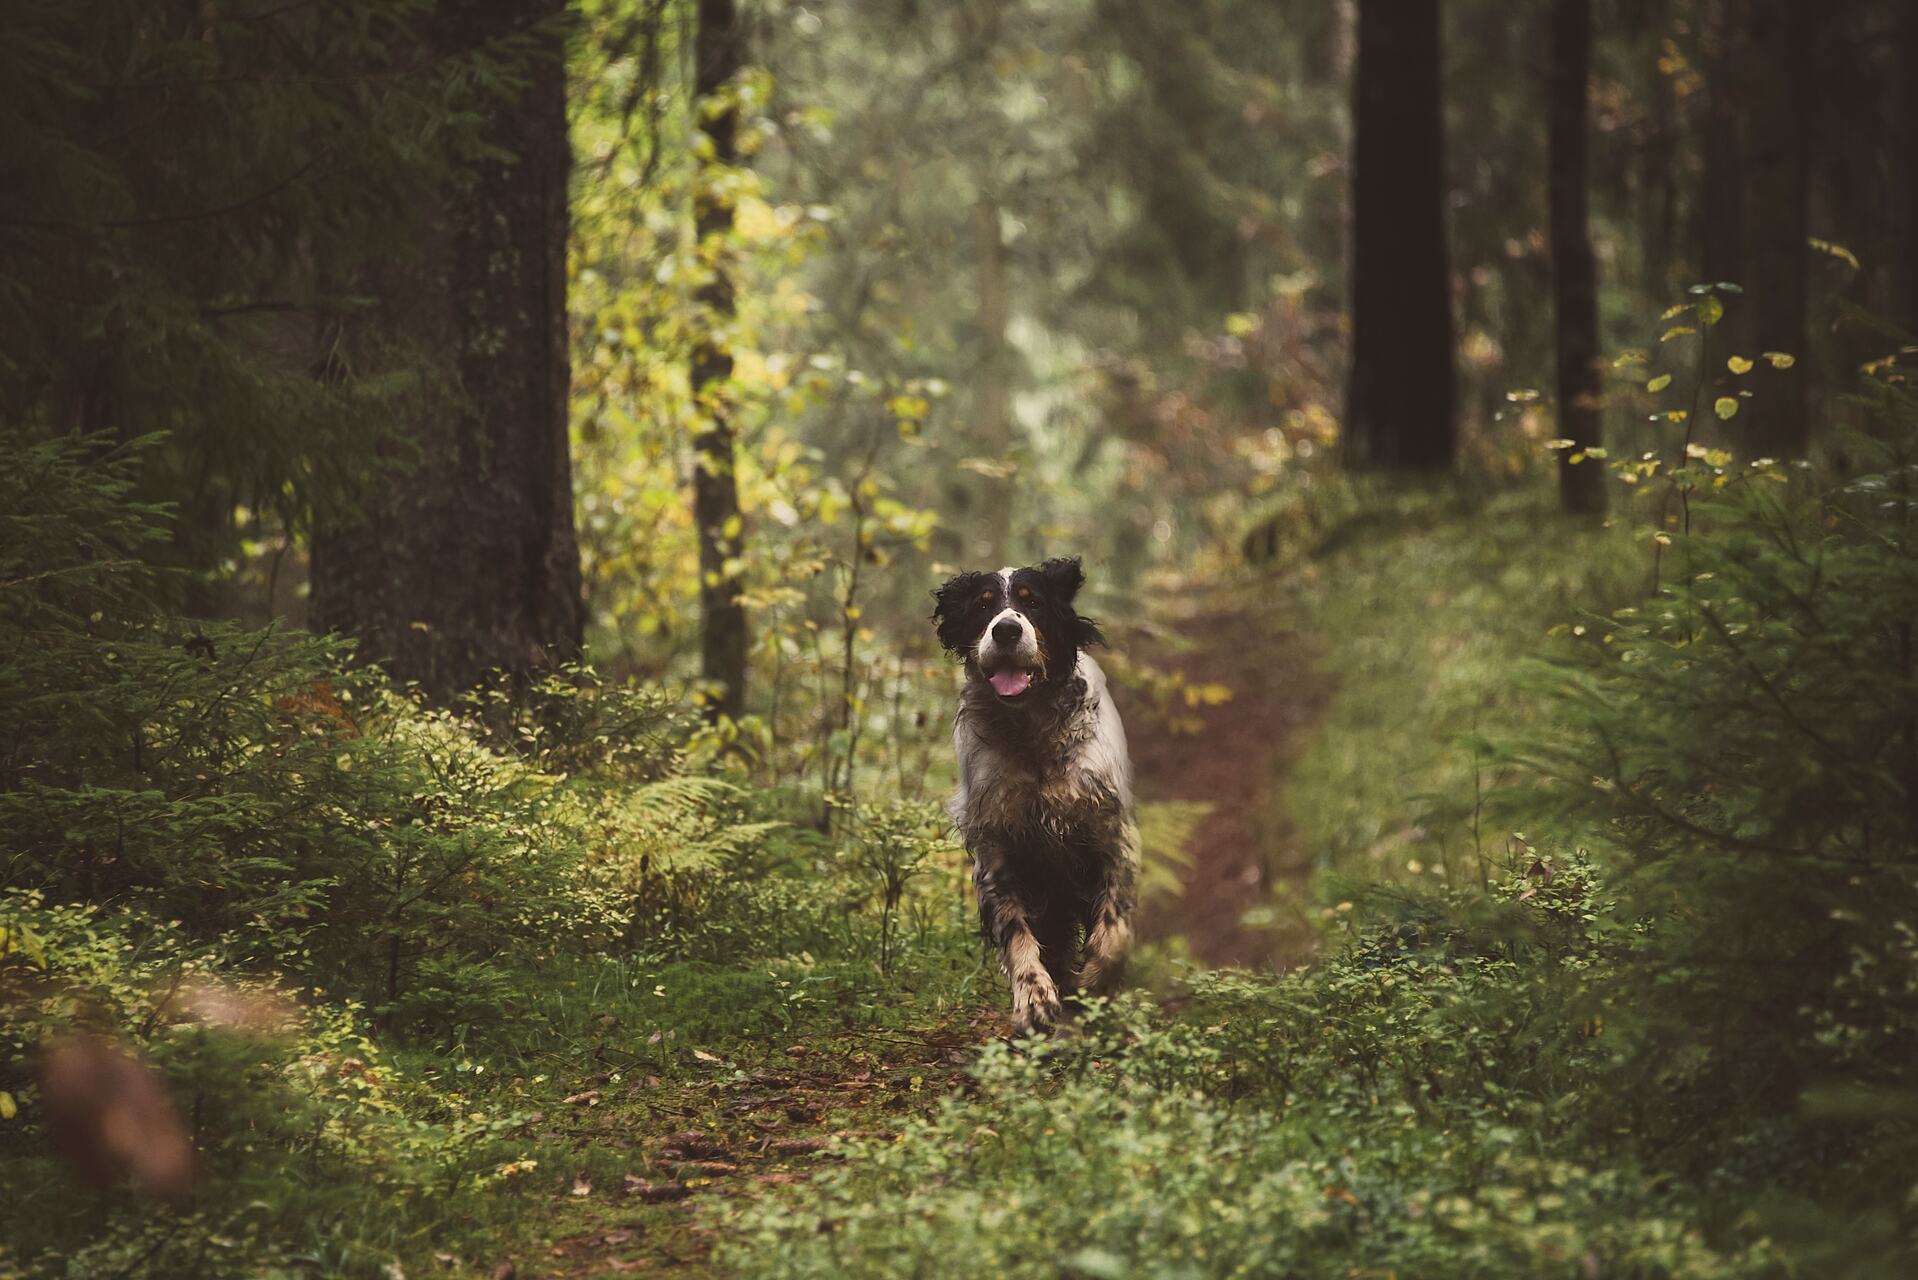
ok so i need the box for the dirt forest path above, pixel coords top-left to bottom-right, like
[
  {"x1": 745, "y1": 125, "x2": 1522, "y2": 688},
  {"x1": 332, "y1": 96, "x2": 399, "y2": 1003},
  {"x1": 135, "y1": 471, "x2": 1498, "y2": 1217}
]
[
  {"x1": 530, "y1": 580, "x2": 1328, "y2": 1277},
  {"x1": 1122, "y1": 581, "x2": 1329, "y2": 971}
]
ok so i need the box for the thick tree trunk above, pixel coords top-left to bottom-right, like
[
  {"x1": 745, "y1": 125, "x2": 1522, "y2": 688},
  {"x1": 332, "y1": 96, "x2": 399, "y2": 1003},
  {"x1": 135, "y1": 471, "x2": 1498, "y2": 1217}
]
[
  {"x1": 1345, "y1": 0, "x2": 1455, "y2": 472},
  {"x1": 692, "y1": 0, "x2": 748, "y2": 722},
  {"x1": 1548, "y1": 0, "x2": 1605, "y2": 516},
  {"x1": 1702, "y1": 1, "x2": 1810, "y2": 457},
  {"x1": 310, "y1": 0, "x2": 581, "y2": 704}
]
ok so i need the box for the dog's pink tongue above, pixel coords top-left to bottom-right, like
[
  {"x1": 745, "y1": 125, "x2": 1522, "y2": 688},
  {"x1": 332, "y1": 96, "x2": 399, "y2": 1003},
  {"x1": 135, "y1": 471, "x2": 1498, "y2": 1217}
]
[{"x1": 989, "y1": 669, "x2": 1033, "y2": 697}]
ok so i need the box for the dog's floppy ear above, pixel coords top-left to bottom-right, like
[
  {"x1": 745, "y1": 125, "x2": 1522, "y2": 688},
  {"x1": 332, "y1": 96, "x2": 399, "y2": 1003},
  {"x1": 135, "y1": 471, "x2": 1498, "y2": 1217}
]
[
  {"x1": 1036, "y1": 556, "x2": 1085, "y2": 601},
  {"x1": 1037, "y1": 556, "x2": 1105, "y2": 649},
  {"x1": 931, "y1": 571, "x2": 990, "y2": 655}
]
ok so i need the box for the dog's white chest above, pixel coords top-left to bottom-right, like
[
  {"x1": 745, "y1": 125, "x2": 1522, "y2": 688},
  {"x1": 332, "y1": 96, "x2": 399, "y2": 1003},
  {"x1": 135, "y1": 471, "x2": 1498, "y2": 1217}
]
[{"x1": 950, "y1": 655, "x2": 1134, "y2": 846}]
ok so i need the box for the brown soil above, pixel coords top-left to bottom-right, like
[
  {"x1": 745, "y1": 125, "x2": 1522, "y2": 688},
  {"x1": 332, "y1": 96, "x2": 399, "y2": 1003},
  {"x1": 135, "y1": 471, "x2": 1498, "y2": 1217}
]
[{"x1": 1122, "y1": 586, "x2": 1329, "y2": 970}]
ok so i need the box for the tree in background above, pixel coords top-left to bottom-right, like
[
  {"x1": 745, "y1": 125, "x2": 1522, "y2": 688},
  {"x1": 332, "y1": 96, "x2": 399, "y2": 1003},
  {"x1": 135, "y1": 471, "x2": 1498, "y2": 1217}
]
[
  {"x1": 691, "y1": 0, "x2": 749, "y2": 721},
  {"x1": 1700, "y1": 1, "x2": 1809, "y2": 457},
  {"x1": 311, "y1": 0, "x2": 582, "y2": 702},
  {"x1": 1548, "y1": 0, "x2": 1604, "y2": 516},
  {"x1": 1345, "y1": 0, "x2": 1455, "y2": 471},
  {"x1": 0, "y1": 0, "x2": 466, "y2": 610}
]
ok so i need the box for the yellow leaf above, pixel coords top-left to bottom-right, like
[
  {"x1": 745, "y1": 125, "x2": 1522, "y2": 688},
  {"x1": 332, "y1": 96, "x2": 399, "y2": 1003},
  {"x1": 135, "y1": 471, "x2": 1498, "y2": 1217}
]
[
  {"x1": 0, "y1": 1091, "x2": 15, "y2": 1121},
  {"x1": 1762, "y1": 351, "x2": 1796, "y2": 369},
  {"x1": 1727, "y1": 356, "x2": 1754, "y2": 375},
  {"x1": 1714, "y1": 397, "x2": 1739, "y2": 420},
  {"x1": 1646, "y1": 374, "x2": 1673, "y2": 393},
  {"x1": 1809, "y1": 237, "x2": 1861, "y2": 271},
  {"x1": 1697, "y1": 295, "x2": 1724, "y2": 326},
  {"x1": 1661, "y1": 325, "x2": 1697, "y2": 342}
]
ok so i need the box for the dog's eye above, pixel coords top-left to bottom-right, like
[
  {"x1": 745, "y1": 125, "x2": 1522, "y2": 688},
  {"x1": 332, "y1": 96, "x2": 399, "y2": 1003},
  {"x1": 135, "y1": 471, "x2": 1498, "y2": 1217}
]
[
  {"x1": 1016, "y1": 587, "x2": 1033, "y2": 602},
  {"x1": 978, "y1": 588, "x2": 997, "y2": 603}
]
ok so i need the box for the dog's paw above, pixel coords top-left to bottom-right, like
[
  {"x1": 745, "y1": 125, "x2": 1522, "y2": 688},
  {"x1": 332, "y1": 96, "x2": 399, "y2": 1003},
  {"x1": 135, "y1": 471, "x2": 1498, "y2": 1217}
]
[{"x1": 1010, "y1": 970, "x2": 1063, "y2": 1036}]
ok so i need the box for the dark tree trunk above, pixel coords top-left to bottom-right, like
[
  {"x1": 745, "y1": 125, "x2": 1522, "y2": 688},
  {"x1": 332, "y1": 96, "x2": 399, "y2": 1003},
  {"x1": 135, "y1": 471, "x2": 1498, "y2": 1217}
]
[
  {"x1": 1703, "y1": 1, "x2": 1810, "y2": 457},
  {"x1": 310, "y1": 0, "x2": 581, "y2": 704},
  {"x1": 1895, "y1": 5, "x2": 1918, "y2": 335},
  {"x1": 692, "y1": 0, "x2": 748, "y2": 722},
  {"x1": 1345, "y1": 0, "x2": 1455, "y2": 472},
  {"x1": 1548, "y1": 0, "x2": 1604, "y2": 516}
]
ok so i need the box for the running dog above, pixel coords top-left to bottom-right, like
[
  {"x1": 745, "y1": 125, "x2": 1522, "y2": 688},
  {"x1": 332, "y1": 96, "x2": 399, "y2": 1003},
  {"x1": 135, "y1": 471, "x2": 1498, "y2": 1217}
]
[{"x1": 931, "y1": 557, "x2": 1138, "y2": 1034}]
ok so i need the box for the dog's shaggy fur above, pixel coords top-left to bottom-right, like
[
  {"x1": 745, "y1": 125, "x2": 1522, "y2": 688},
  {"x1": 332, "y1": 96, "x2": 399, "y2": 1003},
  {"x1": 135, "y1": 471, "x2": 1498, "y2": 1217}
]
[{"x1": 932, "y1": 557, "x2": 1139, "y2": 1034}]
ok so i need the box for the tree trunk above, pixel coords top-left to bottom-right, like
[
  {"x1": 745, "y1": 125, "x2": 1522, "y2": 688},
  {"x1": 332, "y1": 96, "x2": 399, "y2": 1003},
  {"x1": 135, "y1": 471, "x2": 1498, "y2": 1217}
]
[
  {"x1": 1345, "y1": 0, "x2": 1455, "y2": 472},
  {"x1": 1548, "y1": 0, "x2": 1604, "y2": 516},
  {"x1": 1894, "y1": 5, "x2": 1918, "y2": 335},
  {"x1": 310, "y1": 0, "x2": 581, "y2": 704},
  {"x1": 1702, "y1": 1, "x2": 1810, "y2": 457},
  {"x1": 692, "y1": 0, "x2": 748, "y2": 722}
]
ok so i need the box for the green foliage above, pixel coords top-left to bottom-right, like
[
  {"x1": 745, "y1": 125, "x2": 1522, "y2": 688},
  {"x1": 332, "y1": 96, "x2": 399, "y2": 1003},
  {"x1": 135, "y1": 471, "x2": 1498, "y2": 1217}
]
[
  {"x1": 0, "y1": 0, "x2": 506, "y2": 579},
  {"x1": 720, "y1": 873, "x2": 1775, "y2": 1280},
  {"x1": 0, "y1": 891, "x2": 532, "y2": 1280},
  {"x1": 1500, "y1": 378, "x2": 1918, "y2": 1151},
  {"x1": 0, "y1": 428, "x2": 629, "y2": 1032},
  {"x1": 837, "y1": 801, "x2": 956, "y2": 974},
  {"x1": 1286, "y1": 485, "x2": 1643, "y2": 885}
]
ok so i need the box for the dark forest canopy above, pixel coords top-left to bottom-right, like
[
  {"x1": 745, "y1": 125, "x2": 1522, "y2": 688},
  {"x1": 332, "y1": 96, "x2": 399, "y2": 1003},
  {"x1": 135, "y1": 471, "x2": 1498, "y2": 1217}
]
[{"x1": 5, "y1": 2, "x2": 1918, "y2": 1277}]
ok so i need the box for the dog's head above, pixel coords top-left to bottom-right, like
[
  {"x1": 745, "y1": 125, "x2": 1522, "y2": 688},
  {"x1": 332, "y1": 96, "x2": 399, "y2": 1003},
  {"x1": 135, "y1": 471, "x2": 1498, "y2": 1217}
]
[{"x1": 931, "y1": 557, "x2": 1105, "y2": 702}]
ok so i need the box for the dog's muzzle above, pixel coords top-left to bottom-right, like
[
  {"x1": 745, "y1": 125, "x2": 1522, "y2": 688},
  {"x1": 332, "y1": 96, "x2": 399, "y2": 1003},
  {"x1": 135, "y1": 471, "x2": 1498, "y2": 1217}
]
[{"x1": 976, "y1": 610, "x2": 1041, "y2": 698}]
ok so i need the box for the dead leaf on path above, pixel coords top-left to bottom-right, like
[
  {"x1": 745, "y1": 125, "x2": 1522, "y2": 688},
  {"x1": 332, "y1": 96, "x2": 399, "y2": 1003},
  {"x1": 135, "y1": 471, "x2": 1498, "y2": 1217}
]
[
  {"x1": 621, "y1": 1176, "x2": 693, "y2": 1203},
  {"x1": 563, "y1": 1089, "x2": 601, "y2": 1107},
  {"x1": 569, "y1": 1176, "x2": 592, "y2": 1197},
  {"x1": 660, "y1": 1131, "x2": 730, "y2": 1159},
  {"x1": 488, "y1": 1262, "x2": 516, "y2": 1280}
]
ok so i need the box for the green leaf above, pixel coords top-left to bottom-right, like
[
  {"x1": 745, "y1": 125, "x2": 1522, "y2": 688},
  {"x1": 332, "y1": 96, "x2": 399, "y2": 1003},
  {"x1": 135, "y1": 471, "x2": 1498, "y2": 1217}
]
[
  {"x1": 1697, "y1": 295, "x2": 1724, "y2": 326},
  {"x1": 1714, "y1": 397, "x2": 1739, "y2": 420},
  {"x1": 1646, "y1": 374, "x2": 1673, "y2": 393}
]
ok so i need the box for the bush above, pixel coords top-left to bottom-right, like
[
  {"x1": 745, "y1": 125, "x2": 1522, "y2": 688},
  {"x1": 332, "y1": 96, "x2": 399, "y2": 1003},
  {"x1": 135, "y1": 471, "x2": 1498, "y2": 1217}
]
[
  {"x1": 0, "y1": 890, "x2": 535, "y2": 1280},
  {"x1": 1500, "y1": 382, "x2": 1918, "y2": 1123}
]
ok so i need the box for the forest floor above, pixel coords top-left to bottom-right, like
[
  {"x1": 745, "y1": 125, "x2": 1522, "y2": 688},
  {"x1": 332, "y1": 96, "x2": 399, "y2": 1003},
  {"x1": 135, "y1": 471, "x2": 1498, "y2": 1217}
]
[
  {"x1": 525, "y1": 1017, "x2": 988, "y2": 1278},
  {"x1": 1125, "y1": 582, "x2": 1329, "y2": 971},
  {"x1": 520, "y1": 577, "x2": 1329, "y2": 1278}
]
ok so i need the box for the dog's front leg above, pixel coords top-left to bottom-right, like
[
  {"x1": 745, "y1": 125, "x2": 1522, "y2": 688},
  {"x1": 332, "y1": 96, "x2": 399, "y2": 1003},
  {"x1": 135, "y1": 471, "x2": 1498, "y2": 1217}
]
[
  {"x1": 1076, "y1": 824, "x2": 1139, "y2": 998},
  {"x1": 974, "y1": 852, "x2": 1062, "y2": 1034}
]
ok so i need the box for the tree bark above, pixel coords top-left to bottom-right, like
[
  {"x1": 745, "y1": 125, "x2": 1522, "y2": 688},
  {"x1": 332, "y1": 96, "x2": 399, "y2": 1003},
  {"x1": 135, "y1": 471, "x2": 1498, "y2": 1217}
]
[
  {"x1": 1548, "y1": 0, "x2": 1605, "y2": 516},
  {"x1": 1894, "y1": 5, "x2": 1918, "y2": 335},
  {"x1": 310, "y1": 0, "x2": 581, "y2": 704},
  {"x1": 692, "y1": 0, "x2": 748, "y2": 722},
  {"x1": 1344, "y1": 0, "x2": 1455, "y2": 472},
  {"x1": 1702, "y1": 1, "x2": 1810, "y2": 457}
]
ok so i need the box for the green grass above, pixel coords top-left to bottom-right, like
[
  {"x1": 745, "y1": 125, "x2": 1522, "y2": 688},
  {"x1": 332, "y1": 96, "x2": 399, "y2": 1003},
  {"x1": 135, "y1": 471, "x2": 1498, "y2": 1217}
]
[{"x1": 1284, "y1": 483, "x2": 1643, "y2": 886}]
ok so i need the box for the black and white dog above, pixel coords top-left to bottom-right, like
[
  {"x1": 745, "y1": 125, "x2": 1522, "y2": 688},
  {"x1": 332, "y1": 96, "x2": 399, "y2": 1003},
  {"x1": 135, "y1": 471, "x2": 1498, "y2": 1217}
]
[{"x1": 932, "y1": 557, "x2": 1138, "y2": 1034}]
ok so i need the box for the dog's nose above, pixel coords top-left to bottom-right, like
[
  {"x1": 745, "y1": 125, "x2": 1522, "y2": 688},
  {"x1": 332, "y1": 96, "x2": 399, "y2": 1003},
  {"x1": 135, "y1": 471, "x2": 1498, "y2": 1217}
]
[{"x1": 991, "y1": 619, "x2": 1023, "y2": 647}]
